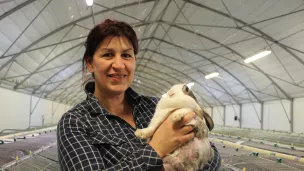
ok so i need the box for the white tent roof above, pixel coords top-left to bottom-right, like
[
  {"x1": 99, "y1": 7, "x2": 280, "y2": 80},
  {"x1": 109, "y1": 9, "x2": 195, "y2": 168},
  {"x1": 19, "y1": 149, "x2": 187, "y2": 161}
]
[{"x1": 1, "y1": 0, "x2": 304, "y2": 107}]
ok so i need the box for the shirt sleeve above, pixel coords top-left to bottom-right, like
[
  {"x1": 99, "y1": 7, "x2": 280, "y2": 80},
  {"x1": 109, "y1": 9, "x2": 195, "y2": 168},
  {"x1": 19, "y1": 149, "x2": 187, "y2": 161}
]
[
  {"x1": 200, "y1": 142, "x2": 221, "y2": 171},
  {"x1": 57, "y1": 112, "x2": 163, "y2": 171}
]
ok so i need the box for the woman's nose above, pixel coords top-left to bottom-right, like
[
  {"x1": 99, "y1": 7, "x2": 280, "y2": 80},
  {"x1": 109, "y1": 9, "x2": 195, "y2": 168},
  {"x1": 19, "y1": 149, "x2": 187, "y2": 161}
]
[{"x1": 112, "y1": 55, "x2": 125, "y2": 69}]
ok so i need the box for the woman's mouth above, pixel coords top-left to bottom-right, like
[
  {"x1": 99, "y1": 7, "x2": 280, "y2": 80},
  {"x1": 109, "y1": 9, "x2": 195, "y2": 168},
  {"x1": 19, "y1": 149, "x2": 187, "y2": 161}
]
[
  {"x1": 108, "y1": 74, "x2": 126, "y2": 78},
  {"x1": 108, "y1": 74, "x2": 127, "y2": 81}
]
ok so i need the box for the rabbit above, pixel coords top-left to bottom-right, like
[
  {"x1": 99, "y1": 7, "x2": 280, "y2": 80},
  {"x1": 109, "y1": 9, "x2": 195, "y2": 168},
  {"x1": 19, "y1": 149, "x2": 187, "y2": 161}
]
[{"x1": 135, "y1": 84, "x2": 214, "y2": 171}]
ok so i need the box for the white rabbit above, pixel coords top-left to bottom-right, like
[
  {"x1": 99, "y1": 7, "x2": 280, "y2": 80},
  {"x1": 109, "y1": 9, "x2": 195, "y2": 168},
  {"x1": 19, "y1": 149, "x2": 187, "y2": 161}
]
[{"x1": 135, "y1": 84, "x2": 214, "y2": 171}]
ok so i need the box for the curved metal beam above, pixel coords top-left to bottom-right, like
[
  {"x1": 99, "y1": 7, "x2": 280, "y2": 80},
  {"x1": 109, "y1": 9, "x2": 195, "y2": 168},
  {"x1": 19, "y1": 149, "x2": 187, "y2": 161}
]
[
  {"x1": 43, "y1": 46, "x2": 245, "y2": 106},
  {"x1": 170, "y1": 24, "x2": 290, "y2": 99},
  {"x1": 136, "y1": 24, "x2": 266, "y2": 102},
  {"x1": 1, "y1": 60, "x2": 84, "y2": 82},
  {"x1": 43, "y1": 82, "x2": 82, "y2": 93},
  {"x1": 132, "y1": 82, "x2": 163, "y2": 96},
  {"x1": 145, "y1": 48, "x2": 241, "y2": 104},
  {"x1": 139, "y1": 21, "x2": 290, "y2": 100},
  {"x1": 138, "y1": 59, "x2": 225, "y2": 106},
  {"x1": 183, "y1": 0, "x2": 293, "y2": 99},
  {"x1": 1, "y1": 35, "x2": 86, "y2": 59},
  {"x1": 135, "y1": 75, "x2": 171, "y2": 91},
  {"x1": 0, "y1": 0, "x2": 156, "y2": 71},
  {"x1": 14, "y1": 25, "x2": 78, "y2": 89},
  {"x1": 136, "y1": 68, "x2": 212, "y2": 107},
  {"x1": 0, "y1": 0, "x2": 37, "y2": 21},
  {"x1": 13, "y1": 42, "x2": 83, "y2": 90},
  {"x1": 45, "y1": 70, "x2": 82, "y2": 99},
  {"x1": 30, "y1": 45, "x2": 83, "y2": 94},
  {"x1": 137, "y1": 65, "x2": 213, "y2": 107},
  {"x1": 149, "y1": 37, "x2": 262, "y2": 103},
  {"x1": 138, "y1": 59, "x2": 252, "y2": 104},
  {"x1": 52, "y1": 82, "x2": 85, "y2": 103},
  {"x1": 137, "y1": 0, "x2": 186, "y2": 71},
  {"x1": 0, "y1": 1, "x2": 53, "y2": 86},
  {"x1": 32, "y1": 58, "x2": 81, "y2": 94}
]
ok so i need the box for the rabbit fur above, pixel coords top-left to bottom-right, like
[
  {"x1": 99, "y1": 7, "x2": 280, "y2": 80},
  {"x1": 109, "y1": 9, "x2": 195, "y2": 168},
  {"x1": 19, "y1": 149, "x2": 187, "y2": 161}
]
[{"x1": 135, "y1": 84, "x2": 214, "y2": 171}]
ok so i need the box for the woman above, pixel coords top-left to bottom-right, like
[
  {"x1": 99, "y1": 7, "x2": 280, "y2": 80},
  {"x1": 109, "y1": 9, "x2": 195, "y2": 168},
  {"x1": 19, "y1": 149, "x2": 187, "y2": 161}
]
[{"x1": 57, "y1": 19, "x2": 221, "y2": 171}]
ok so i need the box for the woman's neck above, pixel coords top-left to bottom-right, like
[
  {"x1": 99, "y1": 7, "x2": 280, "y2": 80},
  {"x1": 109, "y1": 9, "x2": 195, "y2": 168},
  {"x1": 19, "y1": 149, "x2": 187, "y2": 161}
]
[{"x1": 93, "y1": 86, "x2": 131, "y2": 116}]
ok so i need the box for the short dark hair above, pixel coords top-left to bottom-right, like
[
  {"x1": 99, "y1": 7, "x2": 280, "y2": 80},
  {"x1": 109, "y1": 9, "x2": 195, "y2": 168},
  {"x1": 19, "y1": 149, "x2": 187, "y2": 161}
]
[{"x1": 82, "y1": 19, "x2": 138, "y2": 73}]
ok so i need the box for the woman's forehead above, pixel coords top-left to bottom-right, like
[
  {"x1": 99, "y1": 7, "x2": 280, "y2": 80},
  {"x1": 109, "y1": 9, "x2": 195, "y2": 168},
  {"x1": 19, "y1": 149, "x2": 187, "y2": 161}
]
[{"x1": 100, "y1": 36, "x2": 133, "y2": 50}]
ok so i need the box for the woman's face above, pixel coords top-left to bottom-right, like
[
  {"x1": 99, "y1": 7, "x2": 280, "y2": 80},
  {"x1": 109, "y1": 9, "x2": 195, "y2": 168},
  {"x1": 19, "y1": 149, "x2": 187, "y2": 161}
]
[{"x1": 87, "y1": 36, "x2": 136, "y2": 96}]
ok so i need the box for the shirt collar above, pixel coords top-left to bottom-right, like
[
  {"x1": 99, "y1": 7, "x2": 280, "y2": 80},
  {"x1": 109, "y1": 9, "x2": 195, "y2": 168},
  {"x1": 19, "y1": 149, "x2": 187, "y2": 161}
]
[{"x1": 84, "y1": 81, "x2": 141, "y2": 114}]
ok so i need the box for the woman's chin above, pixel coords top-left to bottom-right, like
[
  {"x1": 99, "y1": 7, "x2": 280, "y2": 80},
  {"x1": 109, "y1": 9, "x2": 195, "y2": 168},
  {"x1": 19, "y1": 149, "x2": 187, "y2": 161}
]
[{"x1": 107, "y1": 85, "x2": 129, "y2": 95}]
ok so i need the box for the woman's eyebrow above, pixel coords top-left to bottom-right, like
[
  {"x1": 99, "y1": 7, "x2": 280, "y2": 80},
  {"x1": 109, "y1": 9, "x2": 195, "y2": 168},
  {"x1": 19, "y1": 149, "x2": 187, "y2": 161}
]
[
  {"x1": 100, "y1": 48, "x2": 113, "y2": 51},
  {"x1": 100, "y1": 48, "x2": 133, "y2": 51},
  {"x1": 123, "y1": 48, "x2": 133, "y2": 52}
]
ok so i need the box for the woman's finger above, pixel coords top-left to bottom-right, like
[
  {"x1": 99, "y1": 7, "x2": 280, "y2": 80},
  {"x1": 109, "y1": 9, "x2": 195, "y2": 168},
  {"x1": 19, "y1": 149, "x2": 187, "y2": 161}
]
[
  {"x1": 180, "y1": 125, "x2": 194, "y2": 135},
  {"x1": 173, "y1": 112, "x2": 195, "y2": 129},
  {"x1": 178, "y1": 132, "x2": 195, "y2": 145}
]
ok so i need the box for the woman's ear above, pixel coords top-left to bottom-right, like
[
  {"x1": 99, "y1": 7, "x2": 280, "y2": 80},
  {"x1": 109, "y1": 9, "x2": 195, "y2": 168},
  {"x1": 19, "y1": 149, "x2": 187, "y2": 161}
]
[{"x1": 86, "y1": 57, "x2": 94, "y2": 73}]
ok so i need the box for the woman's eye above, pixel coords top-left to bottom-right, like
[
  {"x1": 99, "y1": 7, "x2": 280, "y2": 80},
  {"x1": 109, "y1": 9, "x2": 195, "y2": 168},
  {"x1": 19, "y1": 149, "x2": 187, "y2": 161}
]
[
  {"x1": 122, "y1": 54, "x2": 131, "y2": 58},
  {"x1": 102, "y1": 53, "x2": 112, "y2": 57}
]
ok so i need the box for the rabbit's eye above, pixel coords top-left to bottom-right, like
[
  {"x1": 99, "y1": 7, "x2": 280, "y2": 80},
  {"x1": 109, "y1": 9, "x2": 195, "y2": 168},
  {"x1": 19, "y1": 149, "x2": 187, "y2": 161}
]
[{"x1": 185, "y1": 86, "x2": 189, "y2": 92}]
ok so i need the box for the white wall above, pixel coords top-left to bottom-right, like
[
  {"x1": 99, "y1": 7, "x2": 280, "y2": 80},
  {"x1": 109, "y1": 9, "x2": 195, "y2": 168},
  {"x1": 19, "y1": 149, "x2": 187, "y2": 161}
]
[
  {"x1": 0, "y1": 87, "x2": 72, "y2": 131},
  {"x1": 31, "y1": 97, "x2": 50, "y2": 127},
  {"x1": 242, "y1": 103, "x2": 261, "y2": 129},
  {"x1": 212, "y1": 106, "x2": 224, "y2": 126},
  {"x1": 294, "y1": 97, "x2": 304, "y2": 133},
  {"x1": 0, "y1": 88, "x2": 31, "y2": 130},
  {"x1": 225, "y1": 105, "x2": 240, "y2": 127},
  {"x1": 263, "y1": 100, "x2": 290, "y2": 132},
  {"x1": 209, "y1": 98, "x2": 304, "y2": 133},
  {"x1": 52, "y1": 102, "x2": 68, "y2": 124}
]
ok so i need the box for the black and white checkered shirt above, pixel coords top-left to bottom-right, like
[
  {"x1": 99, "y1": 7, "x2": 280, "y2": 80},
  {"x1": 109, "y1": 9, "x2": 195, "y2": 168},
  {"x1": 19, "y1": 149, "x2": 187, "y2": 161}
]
[{"x1": 57, "y1": 83, "x2": 221, "y2": 171}]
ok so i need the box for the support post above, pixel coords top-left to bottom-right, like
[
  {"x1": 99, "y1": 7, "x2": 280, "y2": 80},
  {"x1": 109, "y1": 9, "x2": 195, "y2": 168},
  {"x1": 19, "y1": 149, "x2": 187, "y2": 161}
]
[
  {"x1": 261, "y1": 102, "x2": 264, "y2": 130},
  {"x1": 51, "y1": 101, "x2": 54, "y2": 124},
  {"x1": 223, "y1": 106, "x2": 226, "y2": 127},
  {"x1": 290, "y1": 98, "x2": 294, "y2": 133},
  {"x1": 29, "y1": 95, "x2": 32, "y2": 128},
  {"x1": 239, "y1": 104, "x2": 242, "y2": 128}
]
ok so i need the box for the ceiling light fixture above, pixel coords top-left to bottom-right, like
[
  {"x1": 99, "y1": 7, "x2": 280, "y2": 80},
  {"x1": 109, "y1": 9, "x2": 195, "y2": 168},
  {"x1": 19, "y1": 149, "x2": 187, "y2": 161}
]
[
  {"x1": 205, "y1": 72, "x2": 219, "y2": 79},
  {"x1": 244, "y1": 50, "x2": 271, "y2": 63},
  {"x1": 86, "y1": 0, "x2": 93, "y2": 6}
]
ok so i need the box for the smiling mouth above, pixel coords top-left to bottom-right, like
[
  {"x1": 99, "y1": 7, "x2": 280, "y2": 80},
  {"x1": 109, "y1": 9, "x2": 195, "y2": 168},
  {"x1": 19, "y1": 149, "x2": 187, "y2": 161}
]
[{"x1": 108, "y1": 75, "x2": 127, "y2": 78}]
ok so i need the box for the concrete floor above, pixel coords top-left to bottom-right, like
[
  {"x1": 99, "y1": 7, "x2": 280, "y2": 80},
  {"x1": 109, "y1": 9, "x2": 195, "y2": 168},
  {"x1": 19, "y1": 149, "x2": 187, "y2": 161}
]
[
  {"x1": 213, "y1": 136, "x2": 304, "y2": 171},
  {"x1": 0, "y1": 131, "x2": 303, "y2": 171}
]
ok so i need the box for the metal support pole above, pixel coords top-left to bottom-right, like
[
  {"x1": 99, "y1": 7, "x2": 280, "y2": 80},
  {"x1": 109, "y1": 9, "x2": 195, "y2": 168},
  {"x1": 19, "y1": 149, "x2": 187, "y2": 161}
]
[
  {"x1": 223, "y1": 106, "x2": 226, "y2": 127},
  {"x1": 51, "y1": 101, "x2": 54, "y2": 124},
  {"x1": 290, "y1": 98, "x2": 294, "y2": 133},
  {"x1": 261, "y1": 102, "x2": 264, "y2": 130},
  {"x1": 29, "y1": 95, "x2": 32, "y2": 128},
  {"x1": 239, "y1": 104, "x2": 242, "y2": 128}
]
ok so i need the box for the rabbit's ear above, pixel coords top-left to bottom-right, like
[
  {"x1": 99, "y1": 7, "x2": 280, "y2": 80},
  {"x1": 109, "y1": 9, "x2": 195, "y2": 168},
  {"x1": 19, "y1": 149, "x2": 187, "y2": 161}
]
[
  {"x1": 183, "y1": 85, "x2": 198, "y2": 102},
  {"x1": 188, "y1": 90, "x2": 197, "y2": 102},
  {"x1": 182, "y1": 85, "x2": 190, "y2": 93},
  {"x1": 203, "y1": 111, "x2": 214, "y2": 131}
]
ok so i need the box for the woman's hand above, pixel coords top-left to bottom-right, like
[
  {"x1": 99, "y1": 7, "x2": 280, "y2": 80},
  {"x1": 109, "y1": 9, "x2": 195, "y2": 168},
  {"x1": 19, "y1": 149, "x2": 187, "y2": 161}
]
[{"x1": 148, "y1": 112, "x2": 195, "y2": 158}]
